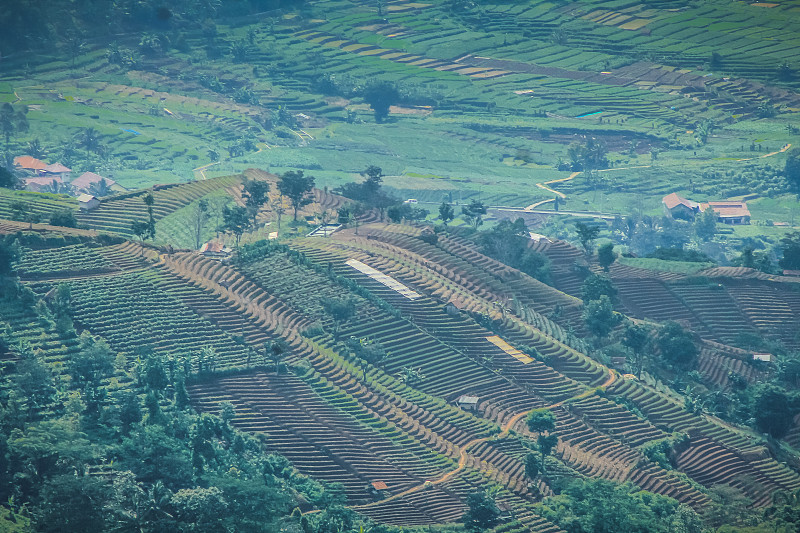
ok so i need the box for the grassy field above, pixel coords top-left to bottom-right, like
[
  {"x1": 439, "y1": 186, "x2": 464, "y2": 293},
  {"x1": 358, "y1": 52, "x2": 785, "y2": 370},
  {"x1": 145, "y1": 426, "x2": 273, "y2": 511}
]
[{"x1": 1, "y1": 0, "x2": 799, "y2": 250}]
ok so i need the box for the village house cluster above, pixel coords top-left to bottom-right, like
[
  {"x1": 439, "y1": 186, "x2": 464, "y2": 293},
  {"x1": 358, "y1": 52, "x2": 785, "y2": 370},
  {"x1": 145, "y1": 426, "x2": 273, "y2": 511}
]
[{"x1": 12, "y1": 155, "x2": 124, "y2": 210}]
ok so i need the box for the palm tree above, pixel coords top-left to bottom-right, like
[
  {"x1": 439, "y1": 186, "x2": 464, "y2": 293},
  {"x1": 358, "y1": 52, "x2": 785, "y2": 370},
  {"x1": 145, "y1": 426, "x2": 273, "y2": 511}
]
[
  {"x1": 89, "y1": 178, "x2": 112, "y2": 197},
  {"x1": 78, "y1": 127, "x2": 101, "y2": 157},
  {"x1": 27, "y1": 138, "x2": 46, "y2": 159},
  {"x1": 0, "y1": 103, "x2": 29, "y2": 154}
]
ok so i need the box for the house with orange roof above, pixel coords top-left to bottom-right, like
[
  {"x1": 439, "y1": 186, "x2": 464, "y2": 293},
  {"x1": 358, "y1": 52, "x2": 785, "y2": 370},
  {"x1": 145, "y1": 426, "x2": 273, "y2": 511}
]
[
  {"x1": 662, "y1": 193, "x2": 699, "y2": 220},
  {"x1": 699, "y1": 201, "x2": 751, "y2": 225},
  {"x1": 22, "y1": 176, "x2": 63, "y2": 193},
  {"x1": 663, "y1": 193, "x2": 751, "y2": 225},
  {"x1": 42, "y1": 163, "x2": 72, "y2": 182},
  {"x1": 71, "y1": 172, "x2": 117, "y2": 194},
  {"x1": 13, "y1": 155, "x2": 48, "y2": 174}
]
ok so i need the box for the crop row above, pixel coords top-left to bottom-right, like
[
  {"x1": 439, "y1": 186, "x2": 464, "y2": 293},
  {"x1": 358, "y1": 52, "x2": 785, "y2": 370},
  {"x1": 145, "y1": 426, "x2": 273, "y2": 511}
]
[{"x1": 15, "y1": 243, "x2": 118, "y2": 279}]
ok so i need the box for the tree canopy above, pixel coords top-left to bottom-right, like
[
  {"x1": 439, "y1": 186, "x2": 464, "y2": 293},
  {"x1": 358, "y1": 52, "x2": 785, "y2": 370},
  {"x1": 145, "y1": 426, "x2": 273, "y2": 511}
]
[
  {"x1": 779, "y1": 232, "x2": 800, "y2": 270},
  {"x1": 657, "y1": 321, "x2": 697, "y2": 370},
  {"x1": 278, "y1": 170, "x2": 315, "y2": 221},
  {"x1": 478, "y1": 218, "x2": 551, "y2": 283},
  {"x1": 538, "y1": 479, "x2": 694, "y2": 533},
  {"x1": 362, "y1": 81, "x2": 399, "y2": 123},
  {"x1": 461, "y1": 200, "x2": 487, "y2": 229},
  {"x1": 526, "y1": 408, "x2": 556, "y2": 434}
]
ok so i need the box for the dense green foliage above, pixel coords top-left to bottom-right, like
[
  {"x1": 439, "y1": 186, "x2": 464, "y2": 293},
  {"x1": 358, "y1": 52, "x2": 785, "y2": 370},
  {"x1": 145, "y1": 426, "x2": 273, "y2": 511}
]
[
  {"x1": 538, "y1": 479, "x2": 701, "y2": 533},
  {"x1": 478, "y1": 218, "x2": 551, "y2": 283},
  {"x1": 0, "y1": 0, "x2": 304, "y2": 56}
]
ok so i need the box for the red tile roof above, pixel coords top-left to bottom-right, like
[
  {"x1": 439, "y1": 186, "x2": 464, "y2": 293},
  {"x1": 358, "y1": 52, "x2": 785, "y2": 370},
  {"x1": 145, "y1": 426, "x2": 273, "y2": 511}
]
[
  {"x1": 43, "y1": 163, "x2": 71, "y2": 173},
  {"x1": 200, "y1": 241, "x2": 226, "y2": 253},
  {"x1": 71, "y1": 172, "x2": 116, "y2": 189},
  {"x1": 700, "y1": 201, "x2": 751, "y2": 219},
  {"x1": 371, "y1": 481, "x2": 388, "y2": 491},
  {"x1": 13, "y1": 155, "x2": 48, "y2": 170},
  {"x1": 662, "y1": 193, "x2": 698, "y2": 210},
  {"x1": 23, "y1": 176, "x2": 63, "y2": 186}
]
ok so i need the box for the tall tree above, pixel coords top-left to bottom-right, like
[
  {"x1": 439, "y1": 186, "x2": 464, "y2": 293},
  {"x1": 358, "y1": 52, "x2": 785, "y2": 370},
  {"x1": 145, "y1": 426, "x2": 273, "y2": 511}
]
[
  {"x1": 581, "y1": 274, "x2": 616, "y2": 302},
  {"x1": 537, "y1": 433, "x2": 559, "y2": 474},
  {"x1": 265, "y1": 339, "x2": 289, "y2": 374},
  {"x1": 131, "y1": 220, "x2": 151, "y2": 253},
  {"x1": 753, "y1": 384, "x2": 794, "y2": 439},
  {"x1": 779, "y1": 232, "x2": 800, "y2": 270},
  {"x1": 438, "y1": 202, "x2": 454, "y2": 229},
  {"x1": 527, "y1": 408, "x2": 556, "y2": 434},
  {"x1": 277, "y1": 170, "x2": 315, "y2": 221},
  {"x1": 27, "y1": 138, "x2": 46, "y2": 159},
  {"x1": 567, "y1": 137, "x2": 608, "y2": 172},
  {"x1": 461, "y1": 199, "x2": 487, "y2": 229},
  {"x1": 784, "y1": 147, "x2": 800, "y2": 191},
  {"x1": 190, "y1": 199, "x2": 210, "y2": 250},
  {"x1": 362, "y1": 81, "x2": 399, "y2": 123},
  {"x1": 657, "y1": 321, "x2": 697, "y2": 370},
  {"x1": 694, "y1": 207, "x2": 717, "y2": 242},
  {"x1": 525, "y1": 452, "x2": 541, "y2": 480},
  {"x1": 271, "y1": 194, "x2": 287, "y2": 231},
  {"x1": 320, "y1": 297, "x2": 355, "y2": 339},
  {"x1": 88, "y1": 178, "x2": 112, "y2": 197},
  {"x1": 0, "y1": 166, "x2": 18, "y2": 189},
  {"x1": 77, "y1": 127, "x2": 100, "y2": 157},
  {"x1": 462, "y1": 490, "x2": 500, "y2": 531},
  {"x1": 583, "y1": 295, "x2": 619, "y2": 338},
  {"x1": 221, "y1": 205, "x2": 249, "y2": 247},
  {"x1": 143, "y1": 193, "x2": 156, "y2": 239},
  {"x1": 0, "y1": 103, "x2": 29, "y2": 154},
  {"x1": 242, "y1": 179, "x2": 270, "y2": 226},
  {"x1": 575, "y1": 222, "x2": 600, "y2": 254},
  {"x1": 597, "y1": 242, "x2": 616, "y2": 271},
  {"x1": 622, "y1": 322, "x2": 650, "y2": 378}
]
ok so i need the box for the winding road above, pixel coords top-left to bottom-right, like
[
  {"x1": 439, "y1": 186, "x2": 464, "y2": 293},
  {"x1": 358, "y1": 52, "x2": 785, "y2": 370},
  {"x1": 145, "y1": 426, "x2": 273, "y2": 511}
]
[{"x1": 349, "y1": 368, "x2": 618, "y2": 511}]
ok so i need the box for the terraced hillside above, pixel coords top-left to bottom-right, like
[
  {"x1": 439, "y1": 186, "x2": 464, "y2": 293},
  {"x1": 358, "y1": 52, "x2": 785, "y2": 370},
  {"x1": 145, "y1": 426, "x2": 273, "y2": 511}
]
[
  {"x1": 533, "y1": 237, "x2": 800, "y2": 350},
  {"x1": 4, "y1": 215, "x2": 800, "y2": 530}
]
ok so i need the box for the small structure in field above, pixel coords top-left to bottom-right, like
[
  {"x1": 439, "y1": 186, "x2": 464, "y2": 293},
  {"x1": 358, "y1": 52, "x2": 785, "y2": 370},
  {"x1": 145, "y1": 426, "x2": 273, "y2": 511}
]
[
  {"x1": 200, "y1": 241, "x2": 231, "y2": 259},
  {"x1": 456, "y1": 394, "x2": 479, "y2": 411},
  {"x1": 367, "y1": 481, "x2": 388, "y2": 498},
  {"x1": 444, "y1": 298, "x2": 466, "y2": 316},
  {"x1": 307, "y1": 224, "x2": 341, "y2": 237},
  {"x1": 752, "y1": 353, "x2": 772, "y2": 362},
  {"x1": 77, "y1": 193, "x2": 100, "y2": 210},
  {"x1": 528, "y1": 232, "x2": 552, "y2": 243},
  {"x1": 611, "y1": 356, "x2": 627, "y2": 369}
]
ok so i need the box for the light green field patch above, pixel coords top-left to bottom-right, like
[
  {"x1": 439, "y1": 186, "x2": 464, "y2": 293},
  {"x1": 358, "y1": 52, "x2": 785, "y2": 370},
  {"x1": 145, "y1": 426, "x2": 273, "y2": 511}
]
[{"x1": 617, "y1": 257, "x2": 715, "y2": 274}]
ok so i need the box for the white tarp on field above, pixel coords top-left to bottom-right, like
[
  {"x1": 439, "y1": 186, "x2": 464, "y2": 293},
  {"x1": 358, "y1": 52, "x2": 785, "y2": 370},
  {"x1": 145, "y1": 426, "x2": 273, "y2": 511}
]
[{"x1": 346, "y1": 259, "x2": 421, "y2": 300}]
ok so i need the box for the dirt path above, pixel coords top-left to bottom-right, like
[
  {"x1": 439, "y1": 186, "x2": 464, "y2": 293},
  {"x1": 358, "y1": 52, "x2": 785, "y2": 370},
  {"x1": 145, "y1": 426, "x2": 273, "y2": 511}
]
[
  {"x1": 531, "y1": 171, "x2": 579, "y2": 202},
  {"x1": 351, "y1": 368, "x2": 618, "y2": 511},
  {"x1": 735, "y1": 142, "x2": 792, "y2": 162},
  {"x1": 192, "y1": 142, "x2": 271, "y2": 180}
]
